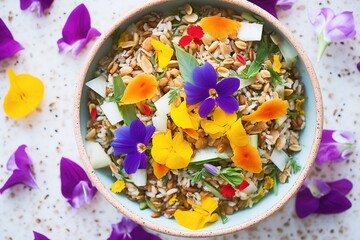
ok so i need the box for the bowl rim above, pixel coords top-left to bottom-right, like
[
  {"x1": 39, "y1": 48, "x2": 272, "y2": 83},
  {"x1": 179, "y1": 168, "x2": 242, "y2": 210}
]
[{"x1": 74, "y1": 0, "x2": 323, "y2": 237}]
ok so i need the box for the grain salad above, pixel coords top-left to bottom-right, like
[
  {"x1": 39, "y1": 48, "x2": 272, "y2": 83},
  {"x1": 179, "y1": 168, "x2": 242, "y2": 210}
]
[{"x1": 84, "y1": 3, "x2": 305, "y2": 230}]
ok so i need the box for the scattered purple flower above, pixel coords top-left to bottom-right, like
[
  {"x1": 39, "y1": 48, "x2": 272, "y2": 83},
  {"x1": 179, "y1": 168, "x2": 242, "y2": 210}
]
[
  {"x1": 357, "y1": 61, "x2": 360, "y2": 72},
  {"x1": 295, "y1": 178, "x2": 352, "y2": 218},
  {"x1": 57, "y1": 3, "x2": 101, "y2": 56},
  {"x1": 111, "y1": 120, "x2": 155, "y2": 174},
  {"x1": 107, "y1": 217, "x2": 161, "y2": 240},
  {"x1": 20, "y1": 0, "x2": 54, "y2": 17},
  {"x1": 60, "y1": 157, "x2": 97, "y2": 208},
  {"x1": 203, "y1": 163, "x2": 219, "y2": 176},
  {"x1": 309, "y1": 8, "x2": 356, "y2": 61},
  {"x1": 316, "y1": 129, "x2": 356, "y2": 165},
  {"x1": 0, "y1": 145, "x2": 37, "y2": 194},
  {"x1": 184, "y1": 62, "x2": 240, "y2": 118},
  {"x1": 33, "y1": 231, "x2": 50, "y2": 240},
  {"x1": 276, "y1": 0, "x2": 294, "y2": 11},
  {"x1": 0, "y1": 18, "x2": 24, "y2": 61},
  {"x1": 248, "y1": 0, "x2": 294, "y2": 18}
]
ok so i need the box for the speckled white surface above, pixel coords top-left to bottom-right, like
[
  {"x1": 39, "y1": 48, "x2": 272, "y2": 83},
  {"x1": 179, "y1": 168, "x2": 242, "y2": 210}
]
[{"x1": 0, "y1": 0, "x2": 359, "y2": 239}]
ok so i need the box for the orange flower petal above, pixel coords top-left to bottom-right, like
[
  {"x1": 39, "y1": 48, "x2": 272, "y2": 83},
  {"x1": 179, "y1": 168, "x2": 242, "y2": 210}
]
[
  {"x1": 231, "y1": 144, "x2": 262, "y2": 173},
  {"x1": 242, "y1": 99, "x2": 289, "y2": 122},
  {"x1": 120, "y1": 74, "x2": 158, "y2": 105},
  {"x1": 200, "y1": 16, "x2": 241, "y2": 41},
  {"x1": 183, "y1": 128, "x2": 199, "y2": 140},
  {"x1": 153, "y1": 162, "x2": 169, "y2": 179}
]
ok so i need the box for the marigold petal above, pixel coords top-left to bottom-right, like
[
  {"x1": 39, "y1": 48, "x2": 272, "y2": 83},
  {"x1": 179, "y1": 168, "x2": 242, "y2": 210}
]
[
  {"x1": 120, "y1": 74, "x2": 158, "y2": 105},
  {"x1": 226, "y1": 119, "x2": 249, "y2": 147},
  {"x1": 151, "y1": 39, "x2": 174, "y2": 69},
  {"x1": 273, "y1": 54, "x2": 282, "y2": 73},
  {"x1": 183, "y1": 128, "x2": 199, "y2": 140},
  {"x1": 170, "y1": 101, "x2": 196, "y2": 129},
  {"x1": 200, "y1": 16, "x2": 240, "y2": 41},
  {"x1": 110, "y1": 180, "x2": 126, "y2": 193},
  {"x1": 199, "y1": 196, "x2": 219, "y2": 214},
  {"x1": 242, "y1": 99, "x2": 289, "y2": 122},
  {"x1": 231, "y1": 144, "x2": 262, "y2": 173},
  {"x1": 174, "y1": 209, "x2": 208, "y2": 230},
  {"x1": 4, "y1": 69, "x2": 45, "y2": 118},
  {"x1": 153, "y1": 162, "x2": 169, "y2": 179}
]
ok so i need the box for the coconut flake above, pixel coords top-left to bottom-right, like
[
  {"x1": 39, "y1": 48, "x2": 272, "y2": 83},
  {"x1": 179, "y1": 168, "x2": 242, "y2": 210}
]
[
  {"x1": 85, "y1": 141, "x2": 111, "y2": 169},
  {"x1": 237, "y1": 22, "x2": 263, "y2": 41},
  {"x1": 85, "y1": 76, "x2": 107, "y2": 98},
  {"x1": 100, "y1": 101, "x2": 123, "y2": 125}
]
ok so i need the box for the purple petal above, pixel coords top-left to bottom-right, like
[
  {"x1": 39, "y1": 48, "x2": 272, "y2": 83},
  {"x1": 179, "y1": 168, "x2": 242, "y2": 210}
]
[
  {"x1": 203, "y1": 163, "x2": 219, "y2": 176},
  {"x1": 57, "y1": 4, "x2": 100, "y2": 56},
  {"x1": 313, "y1": 179, "x2": 331, "y2": 195},
  {"x1": 325, "y1": 11, "x2": 356, "y2": 42},
  {"x1": 331, "y1": 130, "x2": 356, "y2": 144},
  {"x1": 315, "y1": 190, "x2": 352, "y2": 214},
  {"x1": 308, "y1": 8, "x2": 335, "y2": 35},
  {"x1": 0, "y1": 145, "x2": 38, "y2": 194},
  {"x1": 276, "y1": 0, "x2": 294, "y2": 11},
  {"x1": 107, "y1": 217, "x2": 161, "y2": 240},
  {"x1": 184, "y1": 82, "x2": 209, "y2": 105},
  {"x1": 357, "y1": 62, "x2": 360, "y2": 72},
  {"x1": 295, "y1": 187, "x2": 320, "y2": 218},
  {"x1": 60, "y1": 157, "x2": 97, "y2": 208},
  {"x1": 20, "y1": 0, "x2": 33, "y2": 10},
  {"x1": 130, "y1": 120, "x2": 146, "y2": 143},
  {"x1": 123, "y1": 152, "x2": 141, "y2": 174},
  {"x1": 33, "y1": 231, "x2": 50, "y2": 240},
  {"x1": 20, "y1": 0, "x2": 54, "y2": 17},
  {"x1": 198, "y1": 98, "x2": 216, "y2": 118},
  {"x1": 215, "y1": 77, "x2": 240, "y2": 96},
  {"x1": 248, "y1": 0, "x2": 278, "y2": 18},
  {"x1": 216, "y1": 95, "x2": 239, "y2": 114},
  {"x1": 192, "y1": 62, "x2": 217, "y2": 89},
  {"x1": 112, "y1": 126, "x2": 137, "y2": 155},
  {"x1": 316, "y1": 143, "x2": 342, "y2": 164},
  {"x1": 144, "y1": 125, "x2": 156, "y2": 146},
  {"x1": 327, "y1": 178, "x2": 353, "y2": 195},
  {"x1": 0, "y1": 18, "x2": 24, "y2": 61},
  {"x1": 139, "y1": 153, "x2": 147, "y2": 169}
]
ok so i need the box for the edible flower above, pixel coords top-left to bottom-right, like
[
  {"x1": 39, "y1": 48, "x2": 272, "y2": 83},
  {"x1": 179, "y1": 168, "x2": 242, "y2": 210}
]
[
  {"x1": 120, "y1": 74, "x2": 158, "y2": 105},
  {"x1": 264, "y1": 176, "x2": 274, "y2": 190},
  {"x1": 204, "y1": 163, "x2": 220, "y2": 176},
  {"x1": 276, "y1": 0, "x2": 294, "y2": 11},
  {"x1": 294, "y1": 98, "x2": 305, "y2": 115},
  {"x1": 57, "y1": 4, "x2": 101, "y2": 56},
  {"x1": 153, "y1": 162, "x2": 169, "y2": 179},
  {"x1": 174, "y1": 196, "x2": 219, "y2": 230},
  {"x1": 248, "y1": 0, "x2": 294, "y2": 19},
  {"x1": 151, "y1": 39, "x2": 174, "y2": 69},
  {"x1": 184, "y1": 62, "x2": 240, "y2": 118},
  {"x1": 20, "y1": 0, "x2": 54, "y2": 17},
  {"x1": 3, "y1": 69, "x2": 45, "y2": 119},
  {"x1": 308, "y1": 8, "x2": 356, "y2": 61},
  {"x1": 0, "y1": 18, "x2": 24, "y2": 61},
  {"x1": 295, "y1": 178, "x2": 352, "y2": 218},
  {"x1": 107, "y1": 217, "x2": 161, "y2": 240},
  {"x1": 0, "y1": 145, "x2": 38, "y2": 194},
  {"x1": 151, "y1": 131, "x2": 193, "y2": 170},
  {"x1": 200, "y1": 16, "x2": 240, "y2": 41},
  {"x1": 221, "y1": 184, "x2": 236, "y2": 198},
  {"x1": 272, "y1": 54, "x2": 282, "y2": 73},
  {"x1": 179, "y1": 25, "x2": 204, "y2": 47},
  {"x1": 231, "y1": 144, "x2": 262, "y2": 173},
  {"x1": 241, "y1": 99, "x2": 289, "y2": 122},
  {"x1": 60, "y1": 157, "x2": 97, "y2": 208},
  {"x1": 110, "y1": 180, "x2": 126, "y2": 193},
  {"x1": 112, "y1": 120, "x2": 155, "y2": 174},
  {"x1": 316, "y1": 130, "x2": 356, "y2": 165},
  {"x1": 170, "y1": 100, "x2": 199, "y2": 130},
  {"x1": 33, "y1": 231, "x2": 49, "y2": 240},
  {"x1": 357, "y1": 61, "x2": 360, "y2": 72}
]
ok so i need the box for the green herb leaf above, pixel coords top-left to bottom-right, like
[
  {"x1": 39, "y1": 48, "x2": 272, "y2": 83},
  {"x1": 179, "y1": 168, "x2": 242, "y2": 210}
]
[
  {"x1": 174, "y1": 44, "x2": 199, "y2": 83},
  {"x1": 217, "y1": 209, "x2": 229, "y2": 224},
  {"x1": 267, "y1": 66, "x2": 285, "y2": 87},
  {"x1": 156, "y1": 70, "x2": 167, "y2": 81},
  {"x1": 145, "y1": 196, "x2": 160, "y2": 210},
  {"x1": 190, "y1": 168, "x2": 206, "y2": 184},
  {"x1": 202, "y1": 180, "x2": 226, "y2": 200},
  {"x1": 168, "y1": 88, "x2": 180, "y2": 105},
  {"x1": 288, "y1": 156, "x2": 301, "y2": 174},
  {"x1": 219, "y1": 167, "x2": 243, "y2": 187}
]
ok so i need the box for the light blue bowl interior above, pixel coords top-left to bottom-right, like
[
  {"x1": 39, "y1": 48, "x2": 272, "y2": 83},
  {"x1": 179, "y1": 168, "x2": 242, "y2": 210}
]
[{"x1": 79, "y1": 0, "x2": 318, "y2": 234}]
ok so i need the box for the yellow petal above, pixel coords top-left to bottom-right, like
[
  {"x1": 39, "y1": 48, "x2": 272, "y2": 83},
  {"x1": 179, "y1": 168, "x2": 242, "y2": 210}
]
[
  {"x1": 183, "y1": 128, "x2": 199, "y2": 140},
  {"x1": 226, "y1": 119, "x2": 249, "y2": 147},
  {"x1": 174, "y1": 209, "x2": 208, "y2": 230},
  {"x1": 198, "y1": 196, "x2": 218, "y2": 214},
  {"x1": 200, "y1": 16, "x2": 241, "y2": 41},
  {"x1": 273, "y1": 54, "x2": 282, "y2": 73},
  {"x1": 170, "y1": 101, "x2": 196, "y2": 129},
  {"x1": 201, "y1": 108, "x2": 236, "y2": 136},
  {"x1": 168, "y1": 194, "x2": 178, "y2": 205},
  {"x1": 172, "y1": 132, "x2": 193, "y2": 163},
  {"x1": 120, "y1": 74, "x2": 158, "y2": 105},
  {"x1": 151, "y1": 131, "x2": 173, "y2": 165},
  {"x1": 151, "y1": 39, "x2": 174, "y2": 69},
  {"x1": 153, "y1": 162, "x2": 169, "y2": 179},
  {"x1": 4, "y1": 69, "x2": 45, "y2": 119},
  {"x1": 110, "y1": 180, "x2": 126, "y2": 193}
]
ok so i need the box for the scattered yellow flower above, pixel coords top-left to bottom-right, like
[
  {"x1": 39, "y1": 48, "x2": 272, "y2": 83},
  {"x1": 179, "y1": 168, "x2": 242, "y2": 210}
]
[
  {"x1": 174, "y1": 196, "x2": 219, "y2": 230},
  {"x1": 168, "y1": 194, "x2": 178, "y2": 206},
  {"x1": 110, "y1": 179, "x2": 126, "y2": 193},
  {"x1": 151, "y1": 130, "x2": 193, "y2": 169},
  {"x1": 264, "y1": 176, "x2": 274, "y2": 190},
  {"x1": 151, "y1": 39, "x2": 174, "y2": 69},
  {"x1": 153, "y1": 162, "x2": 169, "y2": 179},
  {"x1": 273, "y1": 54, "x2": 282, "y2": 73},
  {"x1": 120, "y1": 73, "x2": 158, "y2": 105},
  {"x1": 226, "y1": 118, "x2": 249, "y2": 148},
  {"x1": 117, "y1": 32, "x2": 129, "y2": 48},
  {"x1": 200, "y1": 16, "x2": 241, "y2": 41},
  {"x1": 3, "y1": 69, "x2": 45, "y2": 119},
  {"x1": 295, "y1": 98, "x2": 306, "y2": 115},
  {"x1": 170, "y1": 101, "x2": 199, "y2": 130}
]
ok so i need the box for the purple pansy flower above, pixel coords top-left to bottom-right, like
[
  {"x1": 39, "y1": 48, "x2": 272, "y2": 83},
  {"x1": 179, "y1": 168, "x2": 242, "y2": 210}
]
[
  {"x1": 20, "y1": 0, "x2": 54, "y2": 17},
  {"x1": 57, "y1": 3, "x2": 101, "y2": 56},
  {"x1": 316, "y1": 129, "x2": 356, "y2": 165},
  {"x1": 0, "y1": 18, "x2": 24, "y2": 61},
  {"x1": 295, "y1": 178, "x2": 352, "y2": 218},
  {"x1": 111, "y1": 120, "x2": 155, "y2": 174},
  {"x1": 184, "y1": 62, "x2": 240, "y2": 118},
  {"x1": 0, "y1": 145, "x2": 37, "y2": 194},
  {"x1": 248, "y1": 0, "x2": 294, "y2": 18},
  {"x1": 309, "y1": 8, "x2": 356, "y2": 61},
  {"x1": 60, "y1": 157, "x2": 97, "y2": 208},
  {"x1": 107, "y1": 217, "x2": 161, "y2": 240},
  {"x1": 33, "y1": 231, "x2": 50, "y2": 240}
]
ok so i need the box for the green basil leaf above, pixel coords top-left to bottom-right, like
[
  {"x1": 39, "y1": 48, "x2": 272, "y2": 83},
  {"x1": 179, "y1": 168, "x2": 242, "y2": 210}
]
[{"x1": 174, "y1": 44, "x2": 199, "y2": 83}]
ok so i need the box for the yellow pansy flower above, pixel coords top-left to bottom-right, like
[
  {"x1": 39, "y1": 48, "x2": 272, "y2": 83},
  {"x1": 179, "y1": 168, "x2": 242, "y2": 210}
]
[
  {"x1": 273, "y1": 54, "x2": 282, "y2": 73},
  {"x1": 151, "y1": 130, "x2": 193, "y2": 169},
  {"x1": 110, "y1": 179, "x2": 126, "y2": 193},
  {"x1": 3, "y1": 69, "x2": 45, "y2": 119},
  {"x1": 170, "y1": 101, "x2": 199, "y2": 130},
  {"x1": 295, "y1": 98, "x2": 306, "y2": 115},
  {"x1": 151, "y1": 39, "x2": 174, "y2": 69},
  {"x1": 174, "y1": 196, "x2": 219, "y2": 230},
  {"x1": 264, "y1": 176, "x2": 274, "y2": 190}
]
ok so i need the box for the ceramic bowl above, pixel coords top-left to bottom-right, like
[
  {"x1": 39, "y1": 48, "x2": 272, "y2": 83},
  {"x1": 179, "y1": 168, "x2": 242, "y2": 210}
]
[{"x1": 74, "y1": 0, "x2": 323, "y2": 237}]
